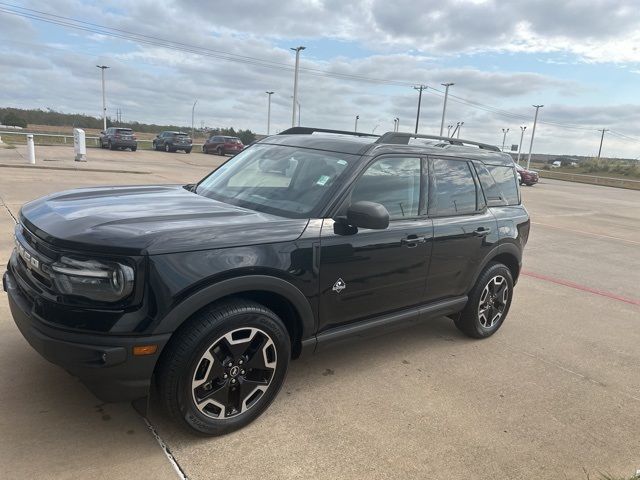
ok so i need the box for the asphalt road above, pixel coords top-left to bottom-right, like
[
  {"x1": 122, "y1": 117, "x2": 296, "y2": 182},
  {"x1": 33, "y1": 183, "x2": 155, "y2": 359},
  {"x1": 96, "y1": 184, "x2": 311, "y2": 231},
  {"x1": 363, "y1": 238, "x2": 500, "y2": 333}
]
[{"x1": 0, "y1": 145, "x2": 638, "y2": 479}]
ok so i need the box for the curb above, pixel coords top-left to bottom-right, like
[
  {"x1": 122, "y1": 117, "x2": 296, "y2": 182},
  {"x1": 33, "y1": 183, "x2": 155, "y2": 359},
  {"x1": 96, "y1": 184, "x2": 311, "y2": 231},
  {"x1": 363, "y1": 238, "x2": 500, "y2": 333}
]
[{"x1": 0, "y1": 163, "x2": 150, "y2": 175}]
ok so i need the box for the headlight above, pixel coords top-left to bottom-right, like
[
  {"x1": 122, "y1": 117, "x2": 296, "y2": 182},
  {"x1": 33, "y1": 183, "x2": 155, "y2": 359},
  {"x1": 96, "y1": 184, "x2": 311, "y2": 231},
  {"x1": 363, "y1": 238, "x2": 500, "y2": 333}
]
[{"x1": 51, "y1": 255, "x2": 134, "y2": 303}]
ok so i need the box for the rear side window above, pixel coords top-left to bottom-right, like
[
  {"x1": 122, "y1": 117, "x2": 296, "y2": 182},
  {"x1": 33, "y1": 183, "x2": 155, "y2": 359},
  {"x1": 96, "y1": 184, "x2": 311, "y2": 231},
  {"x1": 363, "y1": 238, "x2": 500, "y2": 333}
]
[
  {"x1": 350, "y1": 157, "x2": 422, "y2": 220},
  {"x1": 432, "y1": 158, "x2": 478, "y2": 215},
  {"x1": 481, "y1": 165, "x2": 519, "y2": 205}
]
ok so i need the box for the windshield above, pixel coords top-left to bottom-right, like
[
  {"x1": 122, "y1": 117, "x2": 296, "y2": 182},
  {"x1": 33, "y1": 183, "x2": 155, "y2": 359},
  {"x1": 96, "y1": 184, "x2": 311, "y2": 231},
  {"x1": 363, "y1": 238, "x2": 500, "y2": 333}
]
[{"x1": 196, "y1": 144, "x2": 356, "y2": 217}]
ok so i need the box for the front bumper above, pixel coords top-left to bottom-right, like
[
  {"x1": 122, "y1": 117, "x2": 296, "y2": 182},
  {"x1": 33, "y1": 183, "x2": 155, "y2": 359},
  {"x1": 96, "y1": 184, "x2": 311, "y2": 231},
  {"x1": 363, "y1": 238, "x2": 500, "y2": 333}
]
[{"x1": 3, "y1": 270, "x2": 170, "y2": 402}]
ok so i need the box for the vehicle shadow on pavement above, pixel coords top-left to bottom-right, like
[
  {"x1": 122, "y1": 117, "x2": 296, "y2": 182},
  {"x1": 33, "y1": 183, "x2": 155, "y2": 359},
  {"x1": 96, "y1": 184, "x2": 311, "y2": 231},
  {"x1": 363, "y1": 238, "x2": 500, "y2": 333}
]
[
  {"x1": 144, "y1": 314, "x2": 468, "y2": 446},
  {"x1": 0, "y1": 324, "x2": 176, "y2": 478}
]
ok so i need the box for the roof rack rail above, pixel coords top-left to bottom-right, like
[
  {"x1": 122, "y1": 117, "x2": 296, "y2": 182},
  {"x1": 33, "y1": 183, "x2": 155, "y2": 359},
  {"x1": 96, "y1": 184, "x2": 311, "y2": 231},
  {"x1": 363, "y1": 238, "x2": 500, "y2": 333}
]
[
  {"x1": 375, "y1": 132, "x2": 501, "y2": 152},
  {"x1": 279, "y1": 127, "x2": 379, "y2": 138}
]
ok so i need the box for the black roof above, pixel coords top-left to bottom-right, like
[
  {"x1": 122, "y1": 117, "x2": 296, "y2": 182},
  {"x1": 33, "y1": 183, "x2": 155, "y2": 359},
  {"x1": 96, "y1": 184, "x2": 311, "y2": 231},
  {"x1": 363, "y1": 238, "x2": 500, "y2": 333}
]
[{"x1": 263, "y1": 127, "x2": 515, "y2": 166}]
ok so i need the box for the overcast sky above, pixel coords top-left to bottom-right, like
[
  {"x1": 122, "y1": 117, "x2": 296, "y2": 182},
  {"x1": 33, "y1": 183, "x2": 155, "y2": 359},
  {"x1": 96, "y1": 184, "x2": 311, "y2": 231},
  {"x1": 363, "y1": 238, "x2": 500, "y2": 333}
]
[{"x1": 1, "y1": 0, "x2": 640, "y2": 158}]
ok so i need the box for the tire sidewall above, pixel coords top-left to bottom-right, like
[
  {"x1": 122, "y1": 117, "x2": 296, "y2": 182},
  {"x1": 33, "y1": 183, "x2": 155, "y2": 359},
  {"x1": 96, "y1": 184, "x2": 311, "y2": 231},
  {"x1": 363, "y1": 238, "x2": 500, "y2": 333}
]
[{"x1": 173, "y1": 305, "x2": 290, "y2": 435}]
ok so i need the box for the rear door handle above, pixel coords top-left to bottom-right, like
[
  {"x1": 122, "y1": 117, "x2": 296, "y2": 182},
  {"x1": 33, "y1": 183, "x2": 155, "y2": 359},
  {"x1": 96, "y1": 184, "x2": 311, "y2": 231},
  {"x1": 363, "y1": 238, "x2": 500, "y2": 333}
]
[
  {"x1": 474, "y1": 227, "x2": 492, "y2": 237},
  {"x1": 401, "y1": 235, "x2": 428, "y2": 247}
]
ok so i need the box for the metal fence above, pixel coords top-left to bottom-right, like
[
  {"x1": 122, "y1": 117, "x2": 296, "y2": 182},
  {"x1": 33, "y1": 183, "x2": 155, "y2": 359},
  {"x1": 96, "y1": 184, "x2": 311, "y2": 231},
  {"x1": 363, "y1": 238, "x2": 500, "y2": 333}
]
[
  {"x1": 539, "y1": 169, "x2": 640, "y2": 190},
  {"x1": 0, "y1": 131, "x2": 203, "y2": 149}
]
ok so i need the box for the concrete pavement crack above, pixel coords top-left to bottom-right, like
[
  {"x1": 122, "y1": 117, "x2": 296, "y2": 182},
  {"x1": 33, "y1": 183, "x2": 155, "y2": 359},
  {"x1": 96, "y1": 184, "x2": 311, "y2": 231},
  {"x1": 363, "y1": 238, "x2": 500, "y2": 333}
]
[{"x1": 0, "y1": 194, "x2": 17, "y2": 224}]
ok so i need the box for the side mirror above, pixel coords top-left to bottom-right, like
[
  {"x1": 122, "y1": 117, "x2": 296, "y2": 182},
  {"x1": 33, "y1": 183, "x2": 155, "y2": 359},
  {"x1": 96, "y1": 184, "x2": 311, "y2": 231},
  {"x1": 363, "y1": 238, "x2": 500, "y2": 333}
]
[
  {"x1": 100, "y1": 131, "x2": 105, "y2": 134},
  {"x1": 346, "y1": 201, "x2": 389, "y2": 230}
]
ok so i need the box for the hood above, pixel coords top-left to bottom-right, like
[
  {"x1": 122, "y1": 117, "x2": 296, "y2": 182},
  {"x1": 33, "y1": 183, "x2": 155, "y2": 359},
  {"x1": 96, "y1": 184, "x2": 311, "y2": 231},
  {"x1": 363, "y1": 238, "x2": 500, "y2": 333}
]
[{"x1": 20, "y1": 185, "x2": 309, "y2": 255}]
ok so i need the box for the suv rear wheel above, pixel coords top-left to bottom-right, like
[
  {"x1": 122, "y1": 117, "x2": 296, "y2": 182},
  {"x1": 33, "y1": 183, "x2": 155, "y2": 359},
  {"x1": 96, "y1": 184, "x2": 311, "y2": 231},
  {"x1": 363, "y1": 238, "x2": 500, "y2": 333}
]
[
  {"x1": 156, "y1": 299, "x2": 290, "y2": 436},
  {"x1": 454, "y1": 262, "x2": 514, "y2": 338},
  {"x1": 164, "y1": 143, "x2": 172, "y2": 153}
]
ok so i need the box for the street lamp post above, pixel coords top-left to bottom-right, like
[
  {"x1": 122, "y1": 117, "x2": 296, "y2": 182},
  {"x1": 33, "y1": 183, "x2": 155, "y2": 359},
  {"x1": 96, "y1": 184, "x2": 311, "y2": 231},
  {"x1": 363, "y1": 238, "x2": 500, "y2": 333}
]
[
  {"x1": 501, "y1": 128, "x2": 510, "y2": 151},
  {"x1": 96, "y1": 65, "x2": 110, "y2": 131},
  {"x1": 354, "y1": 115, "x2": 359, "y2": 132},
  {"x1": 439, "y1": 82, "x2": 454, "y2": 137},
  {"x1": 290, "y1": 46, "x2": 305, "y2": 127},
  {"x1": 394, "y1": 117, "x2": 399, "y2": 132},
  {"x1": 191, "y1": 99, "x2": 198, "y2": 141},
  {"x1": 447, "y1": 124, "x2": 453, "y2": 137},
  {"x1": 265, "y1": 91, "x2": 274, "y2": 135},
  {"x1": 527, "y1": 105, "x2": 544, "y2": 169},
  {"x1": 457, "y1": 121, "x2": 464, "y2": 138},
  {"x1": 517, "y1": 126, "x2": 527, "y2": 164}
]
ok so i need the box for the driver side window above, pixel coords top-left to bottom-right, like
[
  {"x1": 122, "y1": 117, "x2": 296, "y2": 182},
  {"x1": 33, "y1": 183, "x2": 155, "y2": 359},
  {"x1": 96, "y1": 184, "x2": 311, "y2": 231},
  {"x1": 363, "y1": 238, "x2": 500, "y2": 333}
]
[{"x1": 350, "y1": 157, "x2": 422, "y2": 220}]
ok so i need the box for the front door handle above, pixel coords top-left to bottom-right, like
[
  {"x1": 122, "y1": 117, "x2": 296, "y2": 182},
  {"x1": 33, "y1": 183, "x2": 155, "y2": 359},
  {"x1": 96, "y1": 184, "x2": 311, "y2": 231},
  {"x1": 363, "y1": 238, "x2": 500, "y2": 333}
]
[
  {"x1": 474, "y1": 227, "x2": 492, "y2": 237},
  {"x1": 401, "y1": 235, "x2": 428, "y2": 247}
]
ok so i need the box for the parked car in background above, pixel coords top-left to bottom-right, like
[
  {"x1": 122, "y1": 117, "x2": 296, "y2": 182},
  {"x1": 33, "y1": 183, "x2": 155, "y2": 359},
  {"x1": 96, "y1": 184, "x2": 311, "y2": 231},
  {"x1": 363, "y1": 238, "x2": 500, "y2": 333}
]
[
  {"x1": 153, "y1": 131, "x2": 192, "y2": 153},
  {"x1": 515, "y1": 163, "x2": 539, "y2": 186},
  {"x1": 99, "y1": 127, "x2": 137, "y2": 151},
  {"x1": 203, "y1": 135, "x2": 244, "y2": 156}
]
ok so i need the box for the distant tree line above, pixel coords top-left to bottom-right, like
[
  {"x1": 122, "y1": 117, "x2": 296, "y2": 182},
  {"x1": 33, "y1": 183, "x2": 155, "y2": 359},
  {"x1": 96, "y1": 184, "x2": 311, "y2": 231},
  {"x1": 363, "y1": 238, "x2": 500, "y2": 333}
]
[{"x1": 0, "y1": 107, "x2": 256, "y2": 144}]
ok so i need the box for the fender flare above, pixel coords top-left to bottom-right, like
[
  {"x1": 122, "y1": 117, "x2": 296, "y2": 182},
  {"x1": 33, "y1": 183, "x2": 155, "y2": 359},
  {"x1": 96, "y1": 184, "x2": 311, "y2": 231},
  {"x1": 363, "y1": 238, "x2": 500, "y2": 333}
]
[
  {"x1": 152, "y1": 275, "x2": 315, "y2": 339},
  {"x1": 467, "y1": 243, "x2": 522, "y2": 292}
]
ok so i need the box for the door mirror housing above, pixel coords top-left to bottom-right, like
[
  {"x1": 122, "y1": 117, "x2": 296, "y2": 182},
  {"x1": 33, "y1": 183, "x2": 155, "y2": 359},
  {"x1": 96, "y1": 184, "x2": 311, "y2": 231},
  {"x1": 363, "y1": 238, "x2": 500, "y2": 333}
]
[
  {"x1": 346, "y1": 201, "x2": 389, "y2": 230},
  {"x1": 100, "y1": 131, "x2": 105, "y2": 134}
]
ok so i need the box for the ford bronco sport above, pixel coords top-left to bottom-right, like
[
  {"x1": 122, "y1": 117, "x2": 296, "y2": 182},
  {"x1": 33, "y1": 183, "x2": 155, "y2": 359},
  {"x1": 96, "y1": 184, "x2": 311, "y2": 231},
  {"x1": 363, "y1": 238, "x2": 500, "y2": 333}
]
[{"x1": 4, "y1": 127, "x2": 529, "y2": 435}]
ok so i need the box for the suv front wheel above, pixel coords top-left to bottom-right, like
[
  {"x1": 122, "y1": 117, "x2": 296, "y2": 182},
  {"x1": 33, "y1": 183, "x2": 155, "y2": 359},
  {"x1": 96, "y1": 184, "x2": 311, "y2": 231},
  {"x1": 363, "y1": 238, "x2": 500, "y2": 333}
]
[
  {"x1": 454, "y1": 262, "x2": 514, "y2": 338},
  {"x1": 157, "y1": 299, "x2": 290, "y2": 436}
]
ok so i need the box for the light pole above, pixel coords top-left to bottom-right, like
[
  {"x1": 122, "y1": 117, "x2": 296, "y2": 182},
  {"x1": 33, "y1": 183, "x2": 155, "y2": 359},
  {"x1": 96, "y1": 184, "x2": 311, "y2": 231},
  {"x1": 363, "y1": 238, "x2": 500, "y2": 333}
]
[
  {"x1": 354, "y1": 115, "x2": 359, "y2": 132},
  {"x1": 96, "y1": 65, "x2": 109, "y2": 131},
  {"x1": 413, "y1": 85, "x2": 426, "y2": 134},
  {"x1": 191, "y1": 99, "x2": 198, "y2": 140},
  {"x1": 439, "y1": 82, "x2": 454, "y2": 136},
  {"x1": 457, "y1": 121, "x2": 464, "y2": 138},
  {"x1": 447, "y1": 124, "x2": 453, "y2": 137},
  {"x1": 297, "y1": 101, "x2": 301, "y2": 126},
  {"x1": 597, "y1": 128, "x2": 608, "y2": 160},
  {"x1": 290, "y1": 46, "x2": 305, "y2": 127},
  {"x1": 527, "y1": 105, "x2": 544, "y2": 169},
  {"x1": 265, "y1": 91, "x2": 274, "y2": 135},
  {"x1": 394, "y1": 117, "x2": 399, "y2": 132},
  {"x1": 501, "y1": 128, "x2": 510, "y2": 151},
  {"x1": 517, "y1": 126, "x2": 527, "y2": 164},
  {"x1": 372, "y1": 124, "x2": 380, "y2": 134}
]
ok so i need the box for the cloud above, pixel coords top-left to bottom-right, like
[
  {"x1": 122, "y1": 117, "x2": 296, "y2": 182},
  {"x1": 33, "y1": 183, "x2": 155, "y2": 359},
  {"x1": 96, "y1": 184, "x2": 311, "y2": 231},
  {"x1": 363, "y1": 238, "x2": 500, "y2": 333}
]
[{"x1": 0, "y1": 0, "x2": 639, "y2": 158}]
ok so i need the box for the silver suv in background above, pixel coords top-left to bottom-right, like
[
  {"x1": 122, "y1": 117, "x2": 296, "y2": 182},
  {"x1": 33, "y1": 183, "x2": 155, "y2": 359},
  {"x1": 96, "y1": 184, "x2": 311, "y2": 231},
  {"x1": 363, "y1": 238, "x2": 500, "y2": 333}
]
[
  {"x1": 153, "y1": 131, "x2": 193, "y2": 153},
  {"x1": 99, "y1": 127, "x2": 138, "y2": 151}
]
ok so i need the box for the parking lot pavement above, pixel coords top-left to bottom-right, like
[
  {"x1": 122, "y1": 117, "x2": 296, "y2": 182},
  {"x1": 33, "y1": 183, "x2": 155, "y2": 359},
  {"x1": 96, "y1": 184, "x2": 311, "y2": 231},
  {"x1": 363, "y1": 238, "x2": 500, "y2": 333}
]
[{"x1": 0, "y1": 151, "x2": 638, "y2": 480}]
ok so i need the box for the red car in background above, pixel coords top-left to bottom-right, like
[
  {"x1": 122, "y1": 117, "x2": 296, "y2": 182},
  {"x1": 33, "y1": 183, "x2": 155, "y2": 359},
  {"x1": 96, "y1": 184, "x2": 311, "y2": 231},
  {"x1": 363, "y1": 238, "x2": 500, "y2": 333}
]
[
  {"x1": 202, "y1": 135, "x2": 244, "y2": 156},
  {"x1": 515, "y1": 163, "x2": 539, "y2": 186}
]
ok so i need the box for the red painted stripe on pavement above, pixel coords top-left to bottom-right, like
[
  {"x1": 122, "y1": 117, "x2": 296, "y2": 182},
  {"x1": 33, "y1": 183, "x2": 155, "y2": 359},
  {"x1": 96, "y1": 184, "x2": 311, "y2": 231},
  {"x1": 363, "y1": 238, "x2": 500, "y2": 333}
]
[{"x1": 521, "y1": 270, "x2": 640, "y2": 307}]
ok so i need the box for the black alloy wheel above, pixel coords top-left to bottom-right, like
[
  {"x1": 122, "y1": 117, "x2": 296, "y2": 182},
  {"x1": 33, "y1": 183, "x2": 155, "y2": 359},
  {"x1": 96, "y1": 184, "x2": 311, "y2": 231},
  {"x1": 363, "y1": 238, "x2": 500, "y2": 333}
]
[
  {"x1": 157, "y1": 299, "x2": 290, "y2": 436},
  {"x1": 453, "y1": 262, "x2": 514, "y2": 338}
]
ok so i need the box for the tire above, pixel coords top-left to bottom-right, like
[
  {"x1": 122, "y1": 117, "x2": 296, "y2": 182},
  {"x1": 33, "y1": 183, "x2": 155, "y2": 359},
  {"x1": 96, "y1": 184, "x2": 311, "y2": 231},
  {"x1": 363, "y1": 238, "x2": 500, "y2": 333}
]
[
  {"x1": 453, "y1": 262, "x2": 514, "y2": 339},
  {"x1": 99, "y1": 139, "x2": 105, "y2": 149},
  {"x1": 156, "y1": 299, "x2": 290, "y2": 436},
  {"x1": 185, "y1": 149, "x2": 192, "y2": 154},
  {"x1": 165, "y1": 143, "x2": 172, "y2": 153},
  {"x1": 217, "y1": 146, "x2": 224, "y2": 156},
  {"x1": 109, "y1": 141, "x2": 116, "y2": 151},
  {"x1": 131, "y1": 147, "x2": 137, "y2": 152},
  {"x1": 202, "y1": 146, "x2": 208, "y2": 154}
]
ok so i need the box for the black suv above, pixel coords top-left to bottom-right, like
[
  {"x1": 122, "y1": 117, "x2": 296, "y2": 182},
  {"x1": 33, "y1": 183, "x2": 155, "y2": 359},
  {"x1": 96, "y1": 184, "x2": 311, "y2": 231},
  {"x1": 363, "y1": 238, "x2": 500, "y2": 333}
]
[
  {"x1": 99, "y1": 127, "x2": 137, "y2": 151},
  {"x1": 153, "y1": 131, "x2": 193, "y2": 153},
  {"x1": 4, "y1": 127, "x2": 529, "y2": 436}
]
